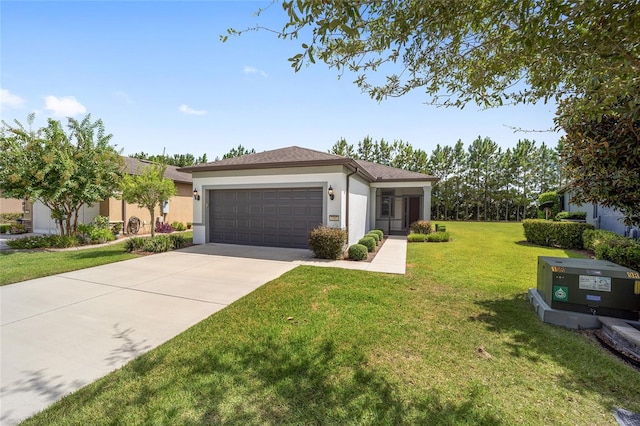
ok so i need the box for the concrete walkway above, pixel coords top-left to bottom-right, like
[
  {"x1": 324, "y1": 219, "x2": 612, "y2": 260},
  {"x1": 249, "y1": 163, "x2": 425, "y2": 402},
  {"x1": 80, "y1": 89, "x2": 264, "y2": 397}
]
[{"x1": 0, "y1": 237, "x2": 406, "y2": 425}]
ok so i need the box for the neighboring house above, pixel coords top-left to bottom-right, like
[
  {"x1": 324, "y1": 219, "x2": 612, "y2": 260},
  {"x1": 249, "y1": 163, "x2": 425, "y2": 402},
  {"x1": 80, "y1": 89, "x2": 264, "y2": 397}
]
[
  {"x1": 180, "y1": 146, "x2": 438, "y2": 249},
  {"x1": 31, "y1": 157, "x2": 193, "y2": 234},
  {"x1": 558, "y1": 187, "x2": 639, "y2": 237},
  {"x1": 0, "y1": 190, "x2": 24, "y2": 215}
]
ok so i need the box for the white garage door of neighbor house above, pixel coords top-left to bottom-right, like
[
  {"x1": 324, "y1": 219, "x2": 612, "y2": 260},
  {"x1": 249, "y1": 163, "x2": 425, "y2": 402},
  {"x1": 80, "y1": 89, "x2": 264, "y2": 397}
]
[{"x1": 209, "y1": 188, "x2": 323, "y2": 249}]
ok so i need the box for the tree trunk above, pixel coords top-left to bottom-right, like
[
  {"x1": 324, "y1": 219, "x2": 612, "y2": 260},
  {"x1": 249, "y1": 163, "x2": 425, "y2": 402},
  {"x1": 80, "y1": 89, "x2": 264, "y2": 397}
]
[{"x1": 149, "y1": 208, "x2": 155, "y2": 237}]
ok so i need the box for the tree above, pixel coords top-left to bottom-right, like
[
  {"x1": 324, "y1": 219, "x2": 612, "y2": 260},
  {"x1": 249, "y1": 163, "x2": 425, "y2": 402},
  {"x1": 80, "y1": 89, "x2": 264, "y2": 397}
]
[
  {"x1": 130, "y1": 151, "x2": 208, "y2": 167},
  {"x1": 221, "y1": 145, "x2": 256, "y2": 160},
  {"x1": 329, "y1": 138, "x2": 355, "y2": 157},
  {"x1": 560, "y1": 109, "x2": 640, "y2": 225},
  {"x1": 121, "y1": 163, "x2": 176, "y2": 237},
  {"x1": 228, "y1": 1, "x2": 640, "y2": 125},
  {"x1": 0, "y1": 114, "x2": 123, "y2": 236}
]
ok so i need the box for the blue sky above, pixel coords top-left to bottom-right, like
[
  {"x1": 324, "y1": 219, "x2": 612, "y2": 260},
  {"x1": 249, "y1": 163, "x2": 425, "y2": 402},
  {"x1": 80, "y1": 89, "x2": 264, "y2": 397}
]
[{"x1": 1, "y1": 1, "x2": 561, "y2": 160}]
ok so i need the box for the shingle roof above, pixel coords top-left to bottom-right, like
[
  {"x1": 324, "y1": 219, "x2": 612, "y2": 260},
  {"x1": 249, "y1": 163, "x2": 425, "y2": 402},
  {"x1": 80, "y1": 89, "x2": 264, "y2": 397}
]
[
  {"x1": 179, "y1": 146, "x2": 437, "y2": 183},
  {"x1": 123, "y1": 157, "x2": 192, "y2": 184}
]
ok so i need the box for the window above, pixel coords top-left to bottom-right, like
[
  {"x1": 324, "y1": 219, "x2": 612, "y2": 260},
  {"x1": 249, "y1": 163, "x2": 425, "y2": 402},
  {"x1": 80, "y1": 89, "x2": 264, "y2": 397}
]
[{"x1": 381, "y1": 190, "x2": 395, "y2": 217}]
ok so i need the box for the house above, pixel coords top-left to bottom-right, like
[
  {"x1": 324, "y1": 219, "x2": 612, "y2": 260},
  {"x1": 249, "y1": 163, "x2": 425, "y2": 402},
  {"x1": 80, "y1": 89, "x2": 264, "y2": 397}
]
[
  {"x1": 30, "y1": 157, "x2": 193, "y2": 234},
  {"x1": 180, "y1": 146, "x2": 438, "y2": 249},
  {"x1": 0, "y1": 191, "x2": 24, "y2": 215},
  {"x1": 558, "y1": 187, "x2": 639, "y2": 237}
]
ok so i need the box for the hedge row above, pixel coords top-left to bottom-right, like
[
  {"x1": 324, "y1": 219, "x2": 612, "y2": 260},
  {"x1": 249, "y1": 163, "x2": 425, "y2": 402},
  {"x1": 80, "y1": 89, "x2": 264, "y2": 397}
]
[{"x1": 522, "y1": 219, "x2": 594, "y2": 249}]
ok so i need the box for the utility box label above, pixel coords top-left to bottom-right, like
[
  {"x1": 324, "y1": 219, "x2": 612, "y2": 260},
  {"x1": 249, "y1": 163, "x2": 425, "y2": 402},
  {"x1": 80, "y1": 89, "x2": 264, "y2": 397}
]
[
  {"x1": 579, "y1": 275, "x2": 611, "y2": 292},
  {"x1": 553, "y1": 286, "x2": 569, "y2": 301}
]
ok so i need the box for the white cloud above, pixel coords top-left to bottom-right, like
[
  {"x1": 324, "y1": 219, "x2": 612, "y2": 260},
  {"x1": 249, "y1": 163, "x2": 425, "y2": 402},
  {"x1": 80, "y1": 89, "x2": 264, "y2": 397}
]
[
  {"x1": 114, "y1": 90, "x2": 135, "y2": 105},
  {"x1": 178, "y1": 104, "x2": 207, "y2": 116},
  {"x1": 0, "y1": 89, "x2": 26, "y2": 110},
  {"x1": 44, "y1": 95, "x2": 87, "y2": 117},
  {"x1": 243, "y1": 65, "x2": 268, "y2": 78}
]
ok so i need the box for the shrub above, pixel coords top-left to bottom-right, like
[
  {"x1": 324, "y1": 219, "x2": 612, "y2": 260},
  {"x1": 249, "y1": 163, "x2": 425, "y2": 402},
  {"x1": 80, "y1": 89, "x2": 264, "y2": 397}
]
[
  {"x1": 171, "y1": 221, "x2": 186, "y2": 232},
  {"x1": 522, "y1": 219, "x2": 593, "y2": 249},
  {"x1": 10, "y1": 223, "x2": 26, "y2": 234},
  {"x1": 426, "y1": 231, "x2": 451, "y2": 242},
  {"x1": 155, "y1": 222, "x2": 174, "y2": 234},
  {"x1": 358, "y1": 236, "x2": 376, "y2": 252},
  {"x1": 110, "y1": 222, "x2": 122, "y2": 235},
  {"x1": 143, "y1": 235, "x2": 173, "y2": 253},
  {"x1": 77, "y1": 222, "x2": 115, "y2": 244},
  {"x1": 7, "y1": 235, "x2": 51, "y2": 249},
  {"x1": 410, "y1": 220, "x2": 432, "y2": 234},
  {"x1": 169, "y1": 234, "x2": 187, "y2": 249},
  {"x1": 371, "y1": 229, "x2": 384, "y2": 240},
  {"x1": 0, "y1": 224, "x2": 11, "y2": 234},
  {"x1": 596, "y1": 240, "x2": 640, "y2": 272},
  {"x1": 555, "y1": 211, "x2": 587, "y2": 221},
  {"x1": 366, "y1": 232, "x2": 380, "y2": 244},
  {"x1": 5, "y1": 234, "x2": 79, "y2": 249},
  {"x1": 47, "y1": 235, "x2": 79, "y2": 248},
  {"x1": 583, "y1": 229, "x2": 627, "y2": 252},
  {"x1": 94, "y1": 215, "x2": 110, "y2": 229},
  {"x1": 348, "y1": 244, "x2": 368, "y2": 261},
  {"x1": 124, "y1": 237, "x2": 146, "y2": 252},
  {"x1": 308, "y1": 226, "x2": 347, "y2": 259},
  {"x1": 407, "y1": 233, "x2": 427, "y2": 242},
  {"x1": 186, "y1": 222, "x2": 193, "y2": 229},
  {"x1": 0, "y1": 212, "x2": 22, "y2": 222}
]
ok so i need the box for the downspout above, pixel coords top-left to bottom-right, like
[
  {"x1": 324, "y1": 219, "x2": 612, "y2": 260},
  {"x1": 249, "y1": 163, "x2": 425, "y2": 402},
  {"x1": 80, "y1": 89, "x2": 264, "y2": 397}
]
[{"x1": 345, "y1": 167, "x2": 358, "y2": 240}]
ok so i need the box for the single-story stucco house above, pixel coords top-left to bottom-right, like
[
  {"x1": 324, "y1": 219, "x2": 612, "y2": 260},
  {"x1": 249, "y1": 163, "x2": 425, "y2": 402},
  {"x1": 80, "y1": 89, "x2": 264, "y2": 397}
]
[
  {"x1": 179, "y1": 146, "x2": 438, "y2": 249},
  {"x1": 559, "y1": 187, "x2": 639, "y2": 238},
  {"x1": 24, "y1": 157, "x2": 193, "y2": 234}
]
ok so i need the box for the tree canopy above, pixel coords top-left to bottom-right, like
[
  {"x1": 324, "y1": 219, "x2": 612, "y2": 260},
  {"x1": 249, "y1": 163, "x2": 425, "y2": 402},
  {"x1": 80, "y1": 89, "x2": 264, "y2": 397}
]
[
  {"x1": 130, "y1": 152, "x2": 208, "y2": 167},
  {"x1": 121, "y1": 162, "x2": 176, "y2": 237},
  {"x1": 227, "y1": 1, "x2": 640, "y2": 125},
  {"x1": 0, "y1": 114, "x2": 123, "y2": 235}
]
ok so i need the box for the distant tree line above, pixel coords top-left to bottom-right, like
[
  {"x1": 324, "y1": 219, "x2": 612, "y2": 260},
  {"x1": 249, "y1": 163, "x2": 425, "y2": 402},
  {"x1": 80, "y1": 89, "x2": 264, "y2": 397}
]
[
  {"x1": 329, "y1": 136, "x2": 561, "y2": 221},
  {"x1": 129, "y1": 152, "x2": 209, "y2": 167}
]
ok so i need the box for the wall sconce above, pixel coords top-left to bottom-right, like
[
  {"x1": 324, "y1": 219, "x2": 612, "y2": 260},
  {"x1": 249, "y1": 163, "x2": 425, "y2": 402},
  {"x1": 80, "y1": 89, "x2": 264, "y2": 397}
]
[
  {"x1": 193, "y1": 189, "x2": 200, "y2": 201},
  {"x1": 328, "y1": 185, "x2": 334, "y2": 201}
]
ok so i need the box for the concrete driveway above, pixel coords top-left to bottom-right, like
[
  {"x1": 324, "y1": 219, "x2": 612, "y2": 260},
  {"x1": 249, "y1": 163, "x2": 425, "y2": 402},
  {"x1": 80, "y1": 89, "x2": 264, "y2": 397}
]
[{"x1": 0, "y1": 244, "x2": 313, "y2": 425}]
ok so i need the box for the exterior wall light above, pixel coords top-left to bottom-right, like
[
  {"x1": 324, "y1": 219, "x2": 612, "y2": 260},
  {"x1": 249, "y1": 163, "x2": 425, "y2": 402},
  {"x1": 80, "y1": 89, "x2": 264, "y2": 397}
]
[
  {"x1": 328, "y1": 185, "x2": 334, "y2": 201},
  {"x1": 193, "y1": 189, "x2": 200, "y2": 201}
]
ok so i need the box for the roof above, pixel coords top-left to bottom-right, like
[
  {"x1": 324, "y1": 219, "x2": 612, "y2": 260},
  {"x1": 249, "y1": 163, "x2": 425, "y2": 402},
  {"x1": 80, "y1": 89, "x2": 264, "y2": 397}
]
[
  {"x1": 179, "y1": 146, "x2": 437, "y2": 183},
  {"x1": 123, "y1": 157, "x2": 192, "y2": 184}
]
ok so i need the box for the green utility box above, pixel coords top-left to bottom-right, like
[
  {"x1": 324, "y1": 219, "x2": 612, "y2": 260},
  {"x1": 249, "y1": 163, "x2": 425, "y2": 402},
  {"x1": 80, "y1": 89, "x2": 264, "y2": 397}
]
[{"x1": 537, "y1": 257, "x2": 640, "y2": 320}]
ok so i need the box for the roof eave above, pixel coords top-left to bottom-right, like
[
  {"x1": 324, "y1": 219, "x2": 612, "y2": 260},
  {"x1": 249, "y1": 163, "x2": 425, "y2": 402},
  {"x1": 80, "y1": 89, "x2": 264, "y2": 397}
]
[{"x1": 180, "y1": 158, "x2": 352, "y2": 173}]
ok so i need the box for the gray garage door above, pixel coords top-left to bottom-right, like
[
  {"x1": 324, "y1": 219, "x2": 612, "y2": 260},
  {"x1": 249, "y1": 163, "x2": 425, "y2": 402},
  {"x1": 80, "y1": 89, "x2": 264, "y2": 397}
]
[{"x1": 209, "y1": 187, "x2": 323, "y2": 249}]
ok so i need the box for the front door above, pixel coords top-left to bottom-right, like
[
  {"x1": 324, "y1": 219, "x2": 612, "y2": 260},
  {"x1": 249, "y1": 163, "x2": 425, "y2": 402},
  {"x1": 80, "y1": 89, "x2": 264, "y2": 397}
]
[{"x1": 403, "y1": 196, "x2": 421, "y2": 230}]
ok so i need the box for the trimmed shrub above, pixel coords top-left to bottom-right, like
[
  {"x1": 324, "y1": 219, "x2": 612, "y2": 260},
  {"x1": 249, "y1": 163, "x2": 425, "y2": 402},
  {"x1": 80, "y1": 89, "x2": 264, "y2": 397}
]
[
  {"x1": 583, "y1": 229, "x2": 628, "y2": 252},
  {"x1": 124, "y1": 237, "x2": 146, "y2": 252},
  {"x1": 348, "y1": 244, "x2": 368, "y2": 261},
  {"x1": 155, "y1": 222, "x2": 174, "y2": 234},
  {"x1": 426, "y1": 231, "x2": 451, "y2": 242},
  {"x1": 407, "y1": 233, "x2": 427, "y2": 242},
  {"x1": 171, "y1": 221, "x2": 186, "y2": 232},
  {"x1": 0, "y1": 224, "x2": 11, "y2": 234},
  {"x1": 358, "y1": 236, "x2": 376, "y2": 252},
  {"x1": 10, "y1": 223, "x2": 27, "y2": 234},
  {"x1": 410, "y1": 220, "x2": 432, "y2": 234},
  {"x1": 366, "y1": 232, "x2": 380, "y2": 244},
  {"x1": 169, "y1": 234, "x2": 187, "y2": 249},
  {"x1": 308, "y1": 226, "x2": 347, "y2": 259},
  {"x1": 522, "y1": 219, "x2": 593, "y2": 249},
  {"x1": 555, "y1": 211, "x2": 587, "y2": 221},
  {"x1": 143, "y1": 235, "x2": 173, "y2": 253},
  {"x1": 596, "y1": 241, "x2": 640, "y2": 272},
  {"x1": 371, "y1": 229, "x2": 384, "y2": 240}
]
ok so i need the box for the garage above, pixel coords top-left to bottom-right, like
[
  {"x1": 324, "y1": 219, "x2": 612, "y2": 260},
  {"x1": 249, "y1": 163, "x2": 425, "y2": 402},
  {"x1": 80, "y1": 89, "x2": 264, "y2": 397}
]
[{"x1": 209, "y1": 187, "x2": 323, "y2": 249}]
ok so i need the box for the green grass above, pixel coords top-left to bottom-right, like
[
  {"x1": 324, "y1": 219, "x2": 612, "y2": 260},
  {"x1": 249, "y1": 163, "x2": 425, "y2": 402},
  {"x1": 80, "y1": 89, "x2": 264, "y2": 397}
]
[
  {"x1": 0, "y1": 242, "x2": 138, "y2": 286},
  {"x1": 0, "y1": 232, "x2": 193, "y2": 286},
  {"x1": 21, "y1": 223, "x2": 640, "y2": 425}
]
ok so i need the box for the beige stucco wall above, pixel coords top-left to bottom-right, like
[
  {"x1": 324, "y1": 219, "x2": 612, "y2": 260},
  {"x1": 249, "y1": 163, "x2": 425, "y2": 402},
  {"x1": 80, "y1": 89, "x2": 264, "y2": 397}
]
[{"x1": 0, "y1": 192, "x2": 23, "y2": 214}]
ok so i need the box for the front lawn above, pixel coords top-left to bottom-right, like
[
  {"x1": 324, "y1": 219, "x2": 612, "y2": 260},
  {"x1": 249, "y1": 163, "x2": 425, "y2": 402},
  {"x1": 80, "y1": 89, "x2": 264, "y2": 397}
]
[
  {"x1": 0, "y1": 232, "x2": 193, "y2": 286},
  {"x1": 22, "y1": 222, "x2": 640, "y2": 425}
]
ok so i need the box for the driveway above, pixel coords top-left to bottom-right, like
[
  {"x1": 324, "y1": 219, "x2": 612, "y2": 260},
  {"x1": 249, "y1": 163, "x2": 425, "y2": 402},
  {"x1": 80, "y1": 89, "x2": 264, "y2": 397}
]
[{"x1": 0, "y1": 244, "x2": 313, "y2": 425}]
